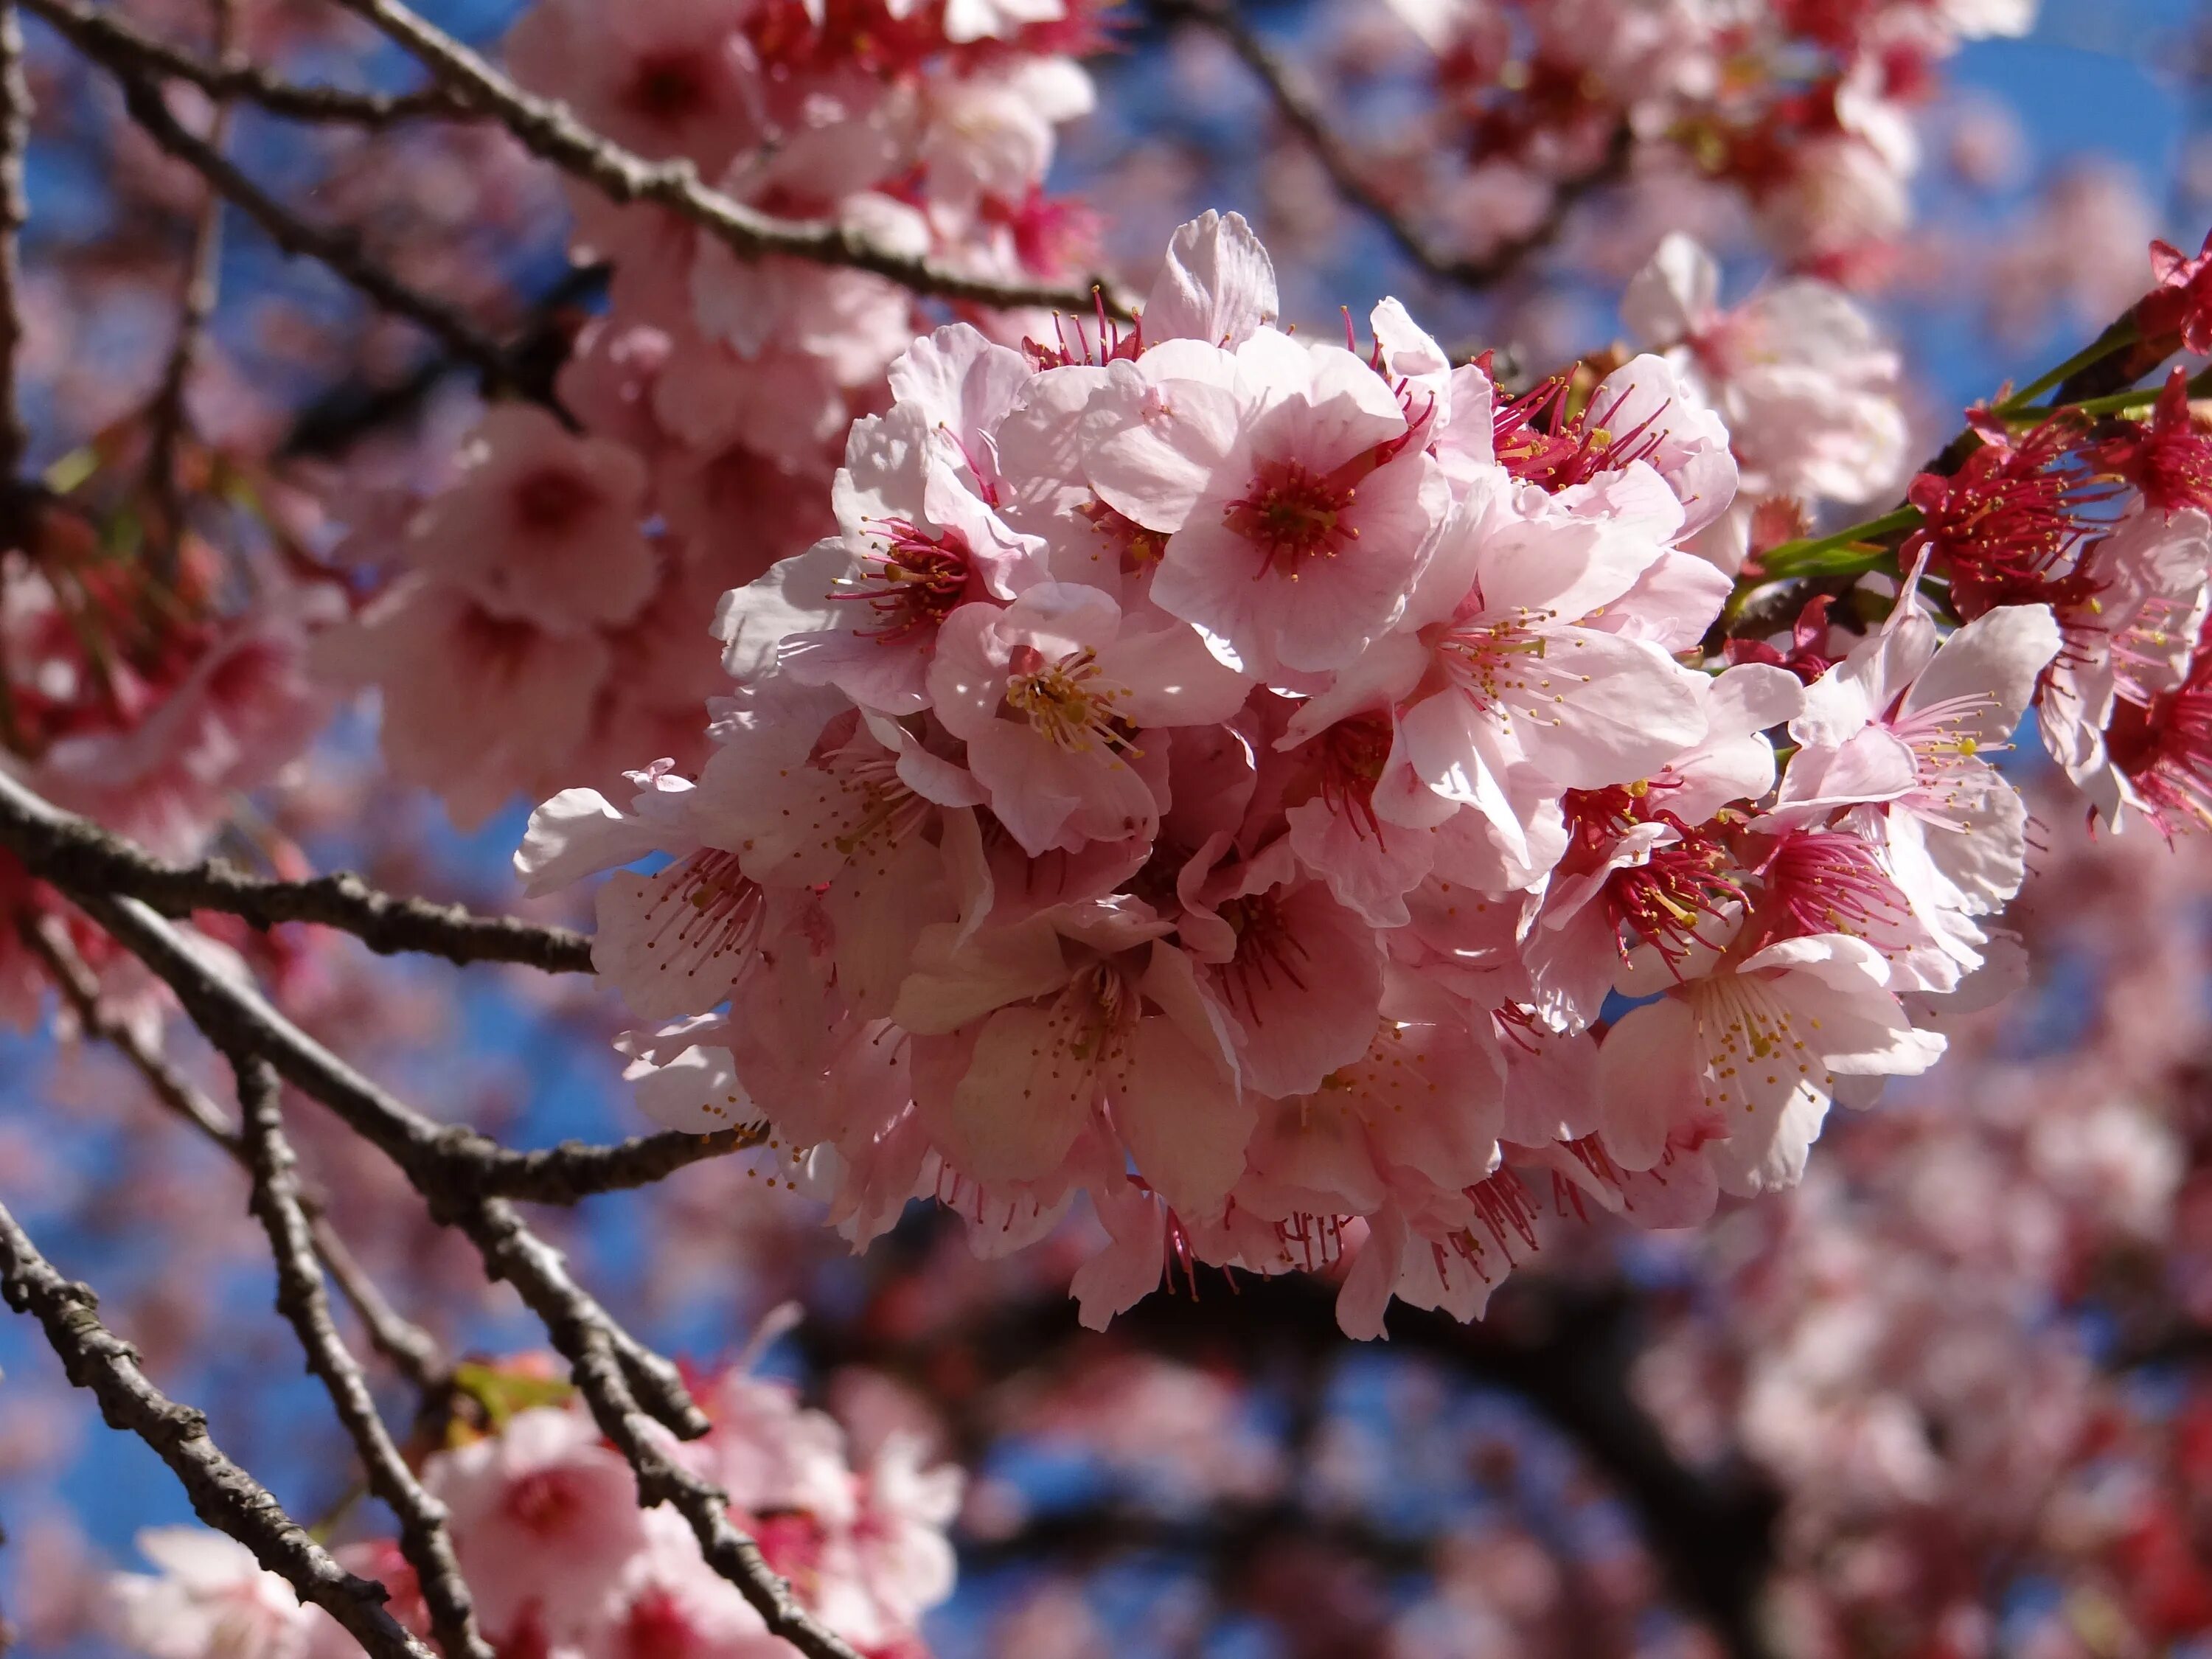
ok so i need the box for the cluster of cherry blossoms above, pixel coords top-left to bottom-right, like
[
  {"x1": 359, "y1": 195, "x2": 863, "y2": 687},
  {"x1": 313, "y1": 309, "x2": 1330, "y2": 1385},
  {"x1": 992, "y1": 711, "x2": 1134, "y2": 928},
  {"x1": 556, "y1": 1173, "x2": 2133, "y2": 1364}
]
[
  {"x1": 316, "y1": 0, "x2": 1102, "y2": 824},
  {"x1": 511, "y1": 208, "x2": 2110, "y2": 1339},
  {"x1": 105, "y1": 1368, "x2": 959, "y2": 1659},
  {"x1": 1376, "y1": 0, "x2": 2034, "y2": 278}
]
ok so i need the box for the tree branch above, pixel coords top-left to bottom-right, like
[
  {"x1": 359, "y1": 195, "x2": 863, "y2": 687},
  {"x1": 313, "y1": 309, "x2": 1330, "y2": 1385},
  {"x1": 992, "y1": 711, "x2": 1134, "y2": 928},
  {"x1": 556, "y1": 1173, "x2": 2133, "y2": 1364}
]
[
  {"x1": 20, "y1": 0, "x2": 473, "y2": 125},
  {"x1": 449, "y1": 1192, "x2": 867, "y2": 1659},
  {"x1": 0, "y1": 1196, "x2": 437, "y2": 1659},
  {"x1": 235, "y1": 1052, "x2": 493, "y2": 1659},
  {"x1": 280, "y1": 258, "x2": 607, "y2": 459},
  {"x1": 1152, "y1": 0, "x2": 1625, "y2": 294},
  {"x1": 142, "y1": 0, "x2": 235, "y2": 574},
  {"x1": 0, "y1": 768, "x2": 594, "y2": 973},
  {"x1": 805, "y1": 1256, "x2": 1781, "y2": 1659},
  {"x1": 17, "y1": 909, "x2": 451, "y2": 1390},
  {"x1": 57, "y1": 879, "x2": 748, "y2": 1208},
  {"x1": 96, "y1": 60, "x2": 519, "y2": 391},
  {"x1": 324, "y1": 0, "x2": 1138, "y2": 318}
]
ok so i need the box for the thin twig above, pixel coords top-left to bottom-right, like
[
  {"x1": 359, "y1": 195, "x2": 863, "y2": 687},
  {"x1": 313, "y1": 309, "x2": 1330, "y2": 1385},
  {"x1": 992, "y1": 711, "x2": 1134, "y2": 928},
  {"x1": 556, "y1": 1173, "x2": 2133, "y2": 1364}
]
[
  {"x1": 16, "y1": 910, "x2": 450, "y2": 1388},
  {"x1": 100, "y1": 62, "x2": 517, "y2": 389},
  {"x1": 234, "y1": 1052, "x2": 493, "y2": 1659},
  {"x1": 0, "y1": 767, "x2": 594, "y2": 973},
  {"x1": 19, "y1": 0, "x2": 473, "y2": 125},
  {"x1": 302, "y1": 1216, "x2": 446, "y2": 1395},
  {"x1": 326, "y1": 0, "x2": 1138, "y2": 318},
  {"x1": 1153, "y1": 0, "x2": 1625, "y2": 293},
  {"x1": 18, "y1": 908, "x2": 239, "y2": 1144},
  {"x1": 49, "y1": 885, "x2": 720, "y2": 1444},
  {"x1": 0, "y1": 1, "x2": 31, "y2": 485},
  {"x1": 0, "y1": 1197, "x2": 437, "y2": 1659},
  {"x1": 143, "y1": 0, "x2": 236, "y2": 573}
]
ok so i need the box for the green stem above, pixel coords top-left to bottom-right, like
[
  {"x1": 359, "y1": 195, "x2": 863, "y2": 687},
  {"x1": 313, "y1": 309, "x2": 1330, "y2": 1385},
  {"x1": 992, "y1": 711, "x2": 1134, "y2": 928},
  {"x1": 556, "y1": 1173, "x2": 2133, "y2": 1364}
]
[
  {"x1": 1991, "y1": 315, "x2": 2140, "y2": 413},
  {"x1": 1756, "y1": 506, "x2": 1923, "y2": 578},
  {"x1": 2002, "y1": 363, "x2": 2212, "y2": 425}
]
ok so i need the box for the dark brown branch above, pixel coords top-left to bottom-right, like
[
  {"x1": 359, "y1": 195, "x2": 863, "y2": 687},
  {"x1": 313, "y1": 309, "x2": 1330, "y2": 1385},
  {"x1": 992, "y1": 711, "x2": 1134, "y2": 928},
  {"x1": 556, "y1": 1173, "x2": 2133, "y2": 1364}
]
[
  {"x1": 235, "y1": 1053, "x2": 493, "y2": 1659},
  {"x1": 0, "y1": 1, "x2": 30, "y2": 486},
  {"x1": 17, "y1": 909, "x2": 451, "y2": 1389},
  {"x1": 0, "y1": 767, "x2": 594, "y2": 973},
  {"x1": 20, "y1": 0, "x2": 473, "y2": 125},
  {"x1": 57, "y1": 880, "x2": 746, "y2": 1209},
  {"x1": 449, "y1": 1193, "x2": 866, "y2": 1659},
  {"x1": 325, "y1": 0, "x2": 1138, "y2": 318},
  {"x1": 99, "y1": 62, "x2": 518, "y2": 389},
  {"x1": 0, "y1": 771, "x2": 762, "y2": 1207},
  {"x1": 281, "y1": 258, "x2": 607, "y2": 459},
  {"x1": 0, "y1": 1196, "x2": 437, "y2": 1659},
  {"x1": 1152, "y1": 0, "x2": 1624, "y2": 294}
]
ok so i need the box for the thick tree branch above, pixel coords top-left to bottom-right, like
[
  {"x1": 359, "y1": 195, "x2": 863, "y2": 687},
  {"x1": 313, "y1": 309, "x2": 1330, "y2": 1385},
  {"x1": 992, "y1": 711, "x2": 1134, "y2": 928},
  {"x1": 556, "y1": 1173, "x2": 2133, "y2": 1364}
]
[
  {"x1": 1152, "y1": 0, "x2": 1625, "y2": 294},
  {"x1": 0, "y1": 1196, "x2": 436, "y2": 1659},
  {"x1": 236, "y1": 1053, "x2": 493, "y2": 1659},
  {"x1": 324, "y1": 0, "x2": 1137, "y2": 318},
  {"x1": 20, "y1": 0, "x2": 473, "y2": 125},
  {"x1": 0, "y1": 768, "x2": 593, "y2": 972},
  {"x1": 96, "y1": 61, "x2": 518, "y2": 390}
]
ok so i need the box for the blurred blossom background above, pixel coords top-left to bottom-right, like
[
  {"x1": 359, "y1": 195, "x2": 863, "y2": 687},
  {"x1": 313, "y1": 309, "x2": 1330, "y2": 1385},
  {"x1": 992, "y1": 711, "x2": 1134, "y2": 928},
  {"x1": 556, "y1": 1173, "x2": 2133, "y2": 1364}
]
[{"x1": 5, "y1": 0, "x2": 2212, "y2": 1656}]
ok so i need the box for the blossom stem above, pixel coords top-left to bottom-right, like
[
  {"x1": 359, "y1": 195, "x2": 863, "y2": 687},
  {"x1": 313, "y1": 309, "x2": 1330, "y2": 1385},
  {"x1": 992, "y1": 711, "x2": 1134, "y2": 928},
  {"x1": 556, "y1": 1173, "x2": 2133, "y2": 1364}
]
[
  {"x1": 1755, "y1": 507, "x2": 1923, "y2": 579},
  {"x1": 1990, "y1": 316, "x2": 2140, "y2": 414},
  {"x1": 2002, "y1": 362, "x2": 2212, "y2": 425}
]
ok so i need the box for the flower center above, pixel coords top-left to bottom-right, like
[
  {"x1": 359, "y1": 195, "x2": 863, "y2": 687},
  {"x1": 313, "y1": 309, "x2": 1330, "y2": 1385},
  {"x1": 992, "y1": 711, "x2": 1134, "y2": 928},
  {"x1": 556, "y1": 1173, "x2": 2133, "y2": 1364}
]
[
  {"x1": 1003, "y1": 644, "x2": 1135, "y2": 754},
  {"x1": 509, "y1": 465, "x2": 598, "y2": 532},
  {"x1": 1430, "y1": 613, "x2": 1563, "y2": 720},
  {"x1": 1312, "y1": 712, "x2": 1394, "y2": 835},
  {"x1": 1687, "y1": 973, "x2": 1820, "y2": 1113},
  {"x1": 2110, "y1": 644, "x2": 2212, "y2": 835},
  {"x1": 819, "y1": 734, "x2": 931, "y2": 856},
  {"x1": 641, "y1": 849, "x2": 767, "y2": 978},
  {"x1": 504, "y1": 1470, "x2": 581, "y2": 1537},
  {"x1": 1562, "y1": 782, "x2": 1736, "y2": 964},
  {"x1": 1077, "y1": 496, "x2": 1167, "y2": 574},
  {"x1": 1751, "y1": 829, "x2": 1910, "y2": 947},
  {"x1": 1222, "y1": 459, "x2": 1359, "y2": 576},
  {"x1": 838, "y1": 521, "x2": 973, "y2": 644},
  {"x1": 1213, "y1": 891, "x2": 1309, "y2": 1020},
  {"x1": 622, "y1": 48, "x2": 716, "y2": 124}
]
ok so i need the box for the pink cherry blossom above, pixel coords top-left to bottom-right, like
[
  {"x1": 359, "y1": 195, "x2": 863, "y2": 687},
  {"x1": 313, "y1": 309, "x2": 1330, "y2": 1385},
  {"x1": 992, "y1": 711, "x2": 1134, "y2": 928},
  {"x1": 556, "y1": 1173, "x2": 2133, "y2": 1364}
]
[
  {"x1": 401, "y1": 403, "x2": 659, "y2": 636},
  {"x1": 108, "y1": 1529, "x2": 314, "y2": 1659},
  {"x1": 425, "y1": 1404, "x2": 650, "y2": 1641},
  {"x1": 1596, "y1": 925, "x2": 1946, "y2": 1196},
  {"x1": 1092, "y1": 332, "x2": 1448, "y2": 676}
]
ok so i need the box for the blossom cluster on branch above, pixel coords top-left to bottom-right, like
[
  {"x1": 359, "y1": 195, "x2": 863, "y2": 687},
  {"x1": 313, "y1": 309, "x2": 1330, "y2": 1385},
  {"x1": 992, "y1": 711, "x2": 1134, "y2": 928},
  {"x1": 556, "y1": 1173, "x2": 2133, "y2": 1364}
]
[
  {"x1": 1373, "y1": 0, "x2": 2032, "y2": 278},
  {"x1": 507, "y1": 205, "x2": 2212, "y2": 1341},
  {"x1": 314, "y1": 0, "x2": 1106, "y2": 826},
  {"x1": 108, "y1": 1367, "x2": 959, "y2": 1659},
  {"x1": 13, "y1": 0, "x2": 2212, "y2": 1652}
]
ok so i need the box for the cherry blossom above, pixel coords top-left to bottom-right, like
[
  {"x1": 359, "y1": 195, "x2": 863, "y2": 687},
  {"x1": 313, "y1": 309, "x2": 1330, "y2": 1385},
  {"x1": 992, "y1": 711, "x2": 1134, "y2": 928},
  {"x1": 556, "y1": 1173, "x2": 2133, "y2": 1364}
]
[
  {"x1": 508, "y1": 210, "x2": 2091, "y2": 1341},
  {"x1": 108, "y1": 1529, "x2": 314, "y2": 1659}
]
